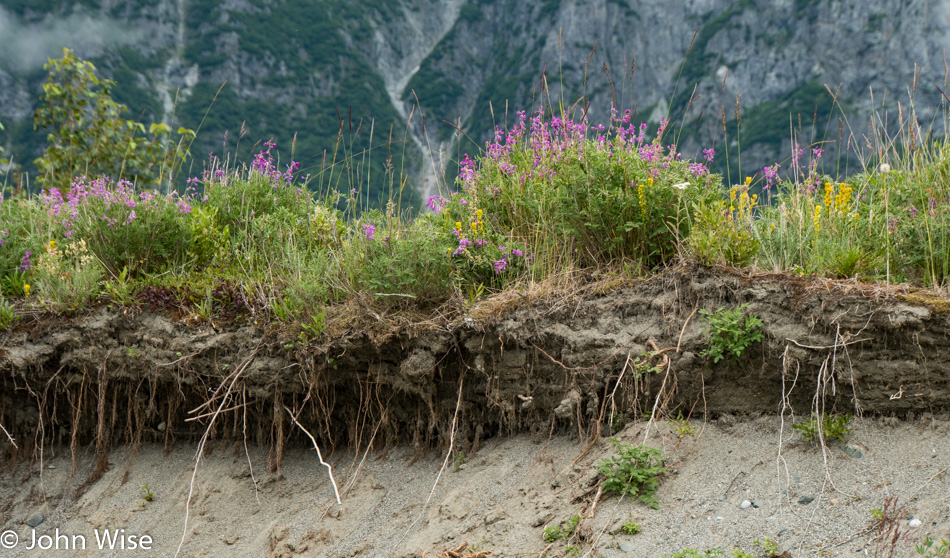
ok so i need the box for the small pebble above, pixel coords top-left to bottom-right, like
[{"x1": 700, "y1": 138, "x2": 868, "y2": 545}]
[
  {"x1": 47, "y1": 465, "x2": 55, "y2": 470},
  {"x1": 798, "y1": 495, "x2": 815, "y2": 505},
  {"x1": 26, "y1": 512, "x2": 45, "y2": 528},
  {"x1": 740, "y1": 500, "x2": 752, "y2": 509},
  {"x1": 619, "y1": 542, "x2": 636, "y2": 553},
  {"x1": 830, "y1": 498, "x2": 839, "y2": 505},
  {"x1": 752, "y1": 500, "x2": 763, "y2": 508},
  {"x1": 841, "y1": 443, "x2": 867, "y2": 459},
  {"x1": 909, "y1": 518, "x2": 922, "y2": 527},
  {"x1": 716, "y1": 516, "x2": 723, "y2": 521}
]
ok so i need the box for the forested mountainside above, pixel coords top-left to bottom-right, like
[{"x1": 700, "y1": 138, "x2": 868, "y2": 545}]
[{"x1": 1, "y1": 0, "x2": 948, "y2": 204}]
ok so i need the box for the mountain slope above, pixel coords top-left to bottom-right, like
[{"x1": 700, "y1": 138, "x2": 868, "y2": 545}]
[{"x1": 1, "y1": 0, "x2": 948, "y2": 202}]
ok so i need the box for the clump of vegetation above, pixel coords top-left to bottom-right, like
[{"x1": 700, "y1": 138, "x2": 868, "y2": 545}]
[
  {"x1": 792, "y1": 412, "x2": 852, "y2": 443},
  {"x1": 596, "y1": 439, "x2": 666, "y2": 509},
  {"x1": 700, "y1": 303, "x2": 765, "y2": 364},
  {"x1": 542, "y1": 514, "x2": 581, "y2": 543},
  {"x1": 668, "y1": 412, "x2": 696, "y2": 438},
  {"x1": 0, "y1": 295, "x2": 17, "y2": 330},
  {"x1": 916, "y1": 535, "x2": 950, "y2": 557},
  {"x1": 620, "y1": 521, "x2": 641, "y2": 535}
]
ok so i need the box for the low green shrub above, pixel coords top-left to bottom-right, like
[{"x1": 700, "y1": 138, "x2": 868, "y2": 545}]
[
  {"x1": 793, "y1": 412, "x2": 852, "y2": 443},
  {"x1": 700, "y1": 303, "x2": 765, "y2": 364},
  {"x1": 596, "y1": 439, "x2": 666, "y2": 509},
  {"x1": 542, "y1": 514, "x2": 581, "y2": 543}
]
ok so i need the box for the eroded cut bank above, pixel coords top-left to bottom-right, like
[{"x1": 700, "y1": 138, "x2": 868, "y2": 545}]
[{"x1": 1, "y1": 265, "x2": 948, "y2": 465}]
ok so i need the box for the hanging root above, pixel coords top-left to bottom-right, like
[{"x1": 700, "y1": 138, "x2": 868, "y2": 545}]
[
  {"x1": 0, "y1": 422, "x2": 15, "y2": 448},
  {"x1": 283, "y1": 404, "x2": 341, "y2": 504},
  {"x1": 175, "y1": 345, "x2": 260, "y2": 558}
]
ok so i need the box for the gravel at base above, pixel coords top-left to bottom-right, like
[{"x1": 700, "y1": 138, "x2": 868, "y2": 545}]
[{"x1": 0, "y1": 415, "x2": 948, "y2": 557}]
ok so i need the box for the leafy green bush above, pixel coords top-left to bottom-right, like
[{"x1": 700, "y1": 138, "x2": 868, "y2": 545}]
[
  {"x1": 0, "y1": 195, "x2": 47, "y2": 289},
  {"x1": 596, "y1": 439, "x2": 666, "y2": 509},
  {"x1": 456, "y1": 110, "x2": 720, "y2": 273},
  {"x1": 40, "y1": 177, "x2": 194, "y2": 278},
  {"x1": 33, "y1": 48, "x2": 194, "y2": 191},
  {"x1": 689, "y1": 182, "x2": 760, "y2": 267},
  {"x1": 355, "y1": 215, "x2": 456, "y2": 304},
  {"x1": 32, "y1": 239, "x2": 104, "y2": 313},
  {"x1": 700, "y1": 303, "x2": 765, "y2": 364}
]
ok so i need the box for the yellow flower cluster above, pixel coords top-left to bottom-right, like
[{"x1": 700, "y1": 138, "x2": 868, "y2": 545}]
[
  {"x1": 473, "y1": 209, "x2": 485, "y2": 235},
  {"x1": 638, "y1": 183, "x2": 646, "y2": 216},
  {"x1": 728, "y1": 182, "x2": 758, "y2": 222},
  {"x1": 834, "y1": 182, "x2": 852, "y2": 213},
  {"x1": 823, "y1": 182, "x2": 834, "y2": 212},
  {"x1": 813, "y1": 204, "x2": 822, "y2": 232}
]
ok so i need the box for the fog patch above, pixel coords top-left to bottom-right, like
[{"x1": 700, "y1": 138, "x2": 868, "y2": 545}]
[{"x1": 0, "y1": 6, "x2": 143, "y2": 72}]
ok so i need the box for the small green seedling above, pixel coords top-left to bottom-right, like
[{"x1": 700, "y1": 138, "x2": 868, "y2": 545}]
[
  {"x1": 915, "y1": 535, "x2": 950, "y2": 557},
  {"x1": 668, "y1": 412, "x2": 696, "y2": 438},
  {"x1": 452, "y1": 451, "x2": 466, "y2": 472},
  {"x1": 620, "y1": 521, "x2": 641, "y2": 535},
  {"x1": 140, "y1": 483, "x2": 155, "y2": 503},
  {"x1": 753, "y1": 537, "x2": 781, "y2": 557}
]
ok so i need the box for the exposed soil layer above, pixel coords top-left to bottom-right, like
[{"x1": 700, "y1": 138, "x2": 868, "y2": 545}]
[
  {"x1": 2, "y1": 265, "x2": 950, "y2": 556},
  {"x1": 2, "y1": 265, "x2": 948, "y2": 458}
]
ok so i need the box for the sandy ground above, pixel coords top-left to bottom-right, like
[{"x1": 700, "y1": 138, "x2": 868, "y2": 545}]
[{"x1": 1, "y1": 414, "x2": 949, "y2": 557}]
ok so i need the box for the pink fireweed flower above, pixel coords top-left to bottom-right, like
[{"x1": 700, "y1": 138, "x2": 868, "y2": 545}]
[
  {"x1": 426, "y1": 195, "x2": 446, "y2": 213},
  {"x1": 362, "y1": 224, "x2": 376, "y2": 240},
  {"x1": 703, "y1": 148, "x2": 715, "y2": 163},
  {"x1": 493, "y1": 258, "x2": 507, "y2": 274}
]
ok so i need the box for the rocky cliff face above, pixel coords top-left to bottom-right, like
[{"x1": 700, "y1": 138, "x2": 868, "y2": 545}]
[{"x1": 1, "y1": 0, "x2": 948, "y2": 200}]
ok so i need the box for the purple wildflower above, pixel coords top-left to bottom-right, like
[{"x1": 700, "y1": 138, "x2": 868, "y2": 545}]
[
  {"x1": 362, "y1": 224, "x2": 376, "y2": 240},
  {"x1": 762, "y1": 164, "x2": 780, "y2": 189},
  {"x1": 703, "y1": 148, "x2": 715, "y2": 163},
  {"x1": 18, "y1": 251, "x2": 31, "y2": 272},
  {"x1": 425, "y1": 195, "x2": 446, "y2": 213},
  {"x1": 493, "y1": 258, "x2": 507, "y2": 274}
]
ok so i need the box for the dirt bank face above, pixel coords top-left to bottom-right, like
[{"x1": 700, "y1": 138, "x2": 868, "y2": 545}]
[
  {"x1": 1, "y1": 265, "x2": 948, "y2": 458},
  {"x1": 1, "y1": 265, "x2": 949, "y2": 555}
]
